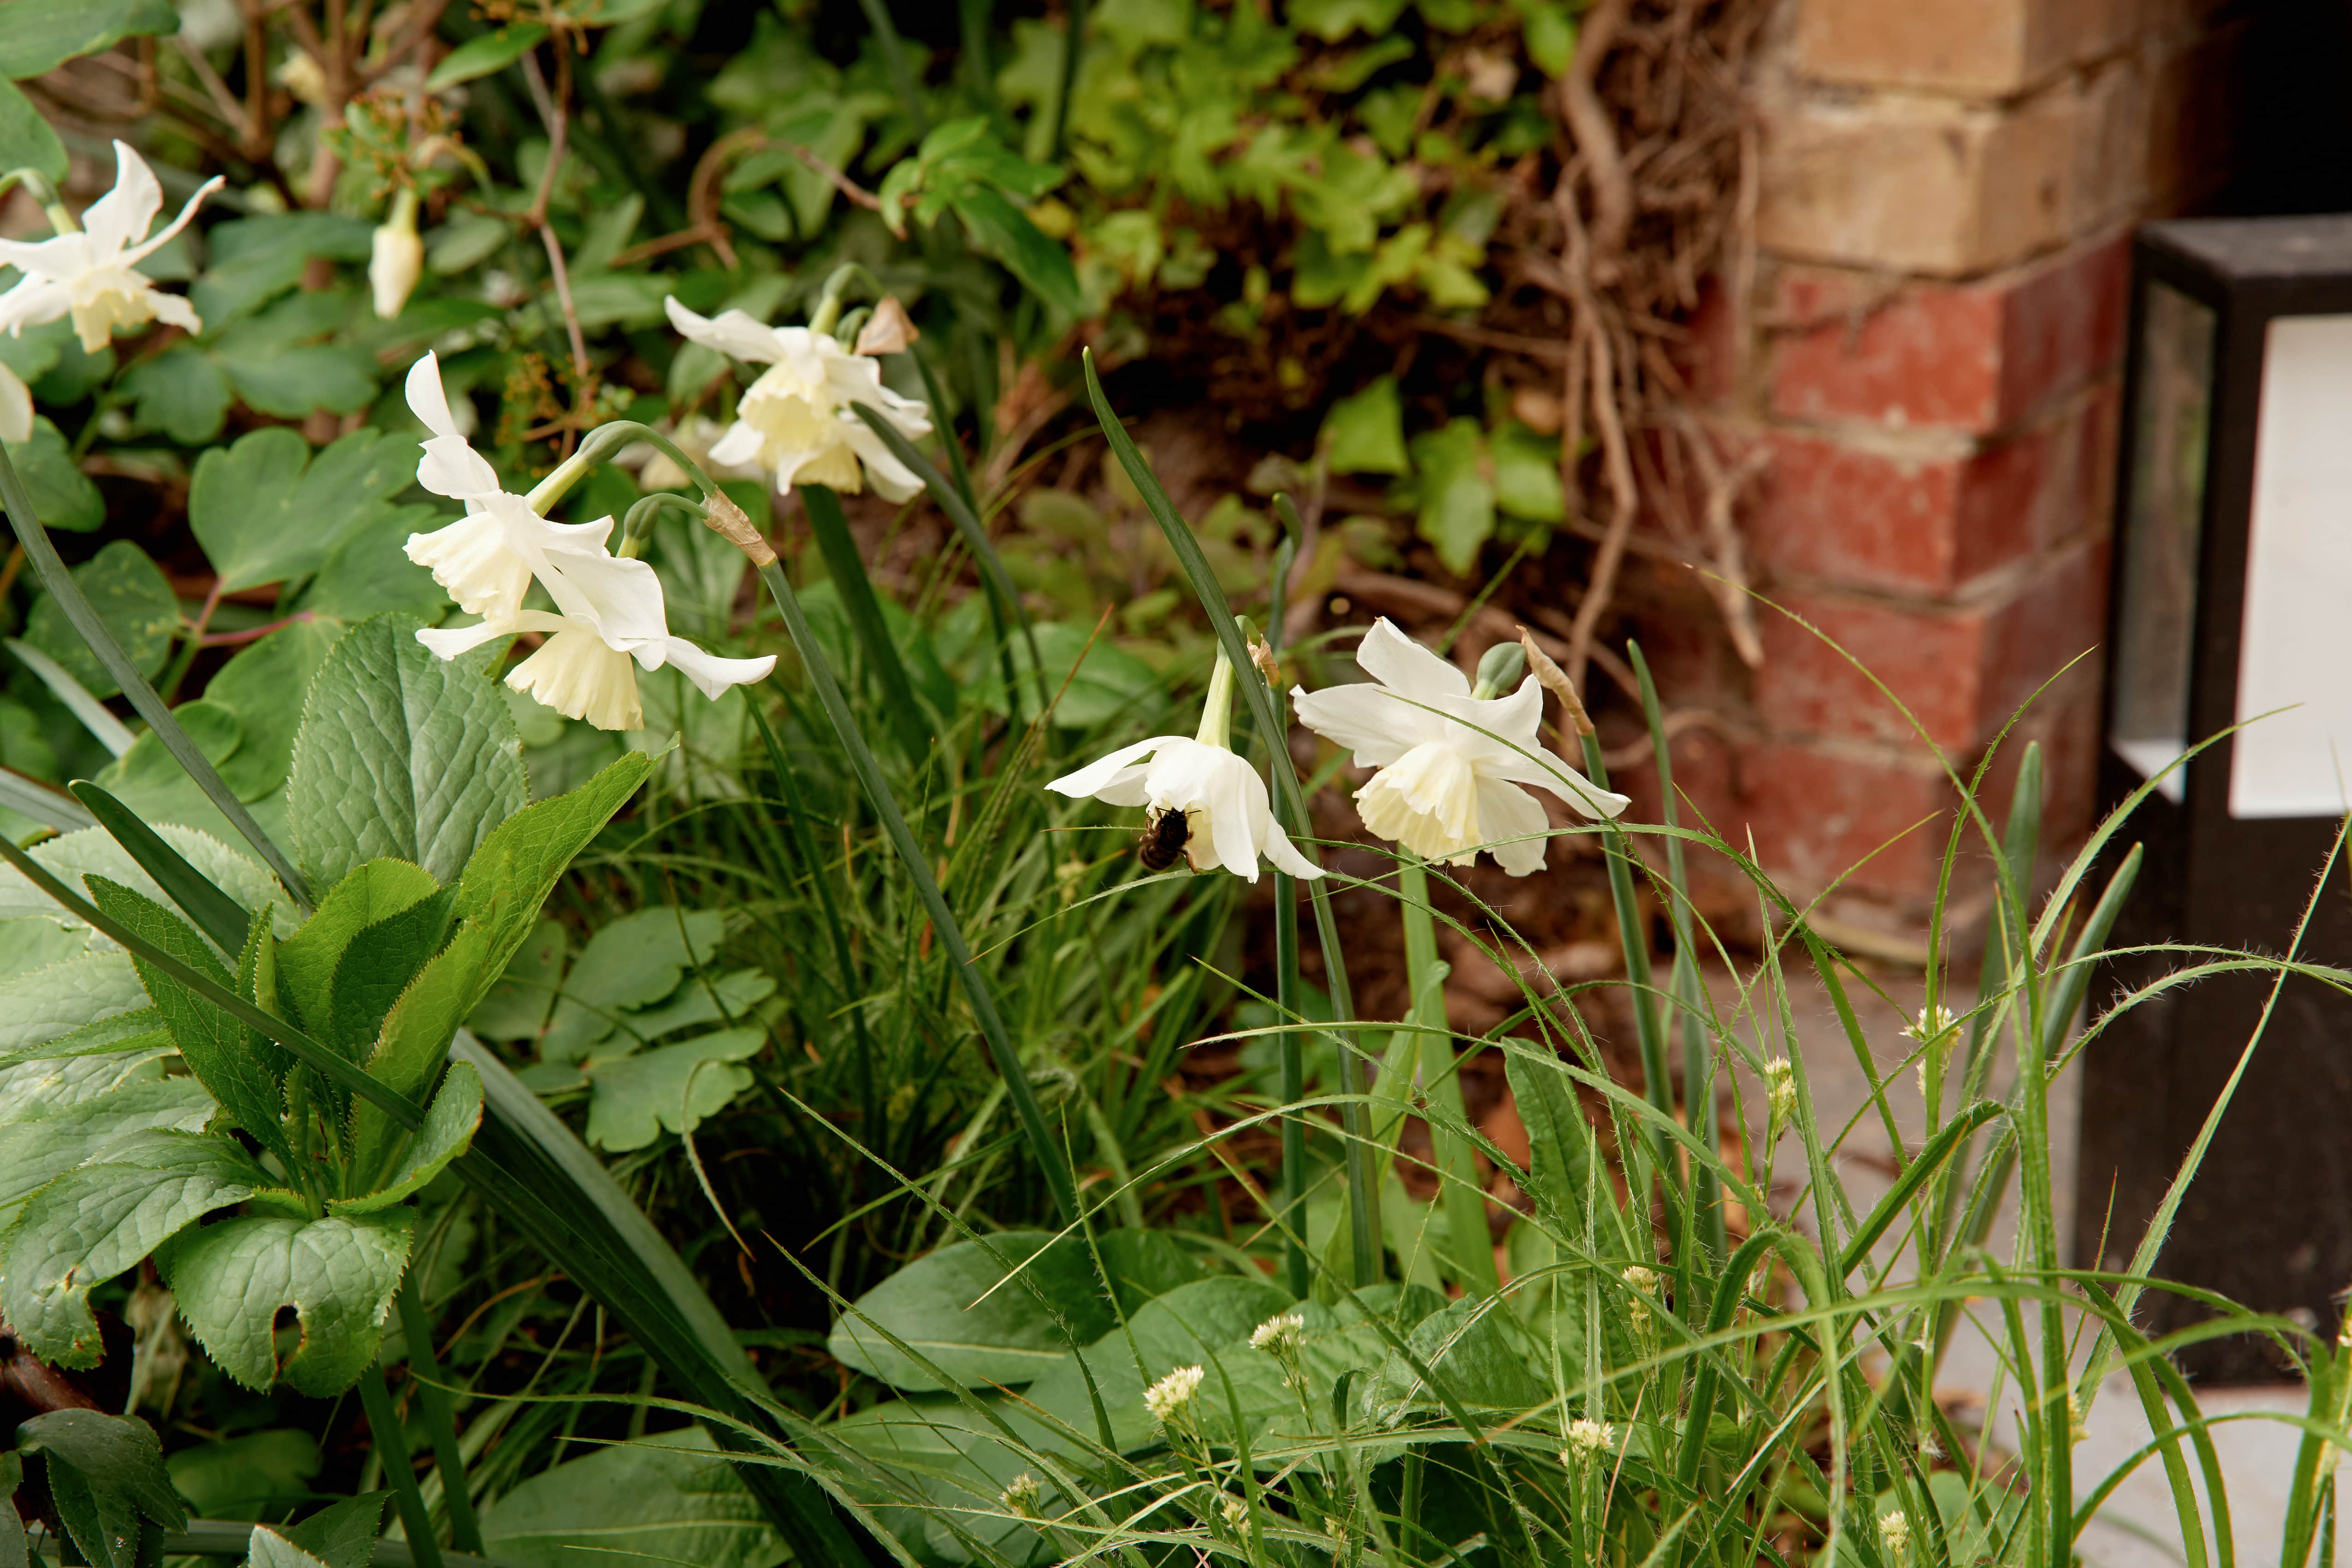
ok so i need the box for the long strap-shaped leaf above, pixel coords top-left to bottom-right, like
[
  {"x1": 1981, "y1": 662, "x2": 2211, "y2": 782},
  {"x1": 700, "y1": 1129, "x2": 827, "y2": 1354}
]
[
  {"x1": 0, "y1": 443, "x2": 314, "y2": 909},
  {"x1": 1080, "y1": 350, "x2": 1381, "y2": 1283},
  {"x1": 800, "y1": 484, "x2": 932, "y2": 766},
  {"x1": 0, "y1": 763, "x2": 92, "y2": 831},
  {"x1": 753, "y1": 557, "x2": 1080, "y2": 1224},
  {"x1": 0, "y1": 827, "x2": 877, "y2": 1562}
]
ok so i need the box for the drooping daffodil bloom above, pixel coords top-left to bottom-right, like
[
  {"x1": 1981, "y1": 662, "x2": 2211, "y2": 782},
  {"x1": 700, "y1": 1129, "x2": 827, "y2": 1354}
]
[
  {"x1": 1291, "y1": 618, "x2": 1628, "y2": 875},
  {"x1": 401, "y1": 353, "x2": 618, "y2": 625},
  {"x1": 662, "y1": 297, "x2": 931, "y2": 501},
  {"x1": 1046, "y1": 641, "x2": 1321, "y2": 885},
  {"x1": 417, "y1": 546, "x2": 776, "y2": 732},
  {"x1": 0, "y1": 141, "x2": 222, "y2": 353}
]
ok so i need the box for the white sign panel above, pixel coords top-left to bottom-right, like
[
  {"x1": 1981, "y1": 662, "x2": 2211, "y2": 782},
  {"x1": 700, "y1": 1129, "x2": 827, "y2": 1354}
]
[{"x1": 2232, "y1": 313, "x2": 2352, "y2": 818}]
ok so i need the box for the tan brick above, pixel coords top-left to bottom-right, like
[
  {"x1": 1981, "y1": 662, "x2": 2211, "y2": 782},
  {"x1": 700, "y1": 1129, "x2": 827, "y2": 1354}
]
[
  {"x1": 1759, "y1": 93, "x2": 2078, "y2": 276},
  {"x1": 1795, "y1": 0, "x2": 2137, "y2": 94},
  {"x1": 2070, "y1": 53, "x2": 2154, "y2": 231}
]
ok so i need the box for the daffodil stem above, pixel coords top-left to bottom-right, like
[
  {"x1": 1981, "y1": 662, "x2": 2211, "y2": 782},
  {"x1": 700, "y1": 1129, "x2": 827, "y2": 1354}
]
[
  {"x1": 1398, "y1": 855, "x2": 1500, "y2": 1297},
  {"x1": 1267, "y1": 528, "x2": 1310, "y2": 1302},
  {"x1": 526, "y1": 420, "x2": 719, "y2": 515},
  {"x1": 0, "y1": 168, "x2": 69, "y2": 234},
  {"x1": 808, "y1": 263, "x2": 883, "y2": 339},
  {"x1": 751, "y1": 558, "x2": 1079, "y2": 1224}
]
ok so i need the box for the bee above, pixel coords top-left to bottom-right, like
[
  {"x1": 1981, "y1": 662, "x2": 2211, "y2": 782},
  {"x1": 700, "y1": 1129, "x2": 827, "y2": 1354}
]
[{"x1": 1137, "y1": 806, "x2": 1192, "y2": 872}]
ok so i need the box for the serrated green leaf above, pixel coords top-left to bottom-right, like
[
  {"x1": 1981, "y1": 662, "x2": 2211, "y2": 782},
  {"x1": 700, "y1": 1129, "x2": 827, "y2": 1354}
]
[
  {"x1": 0, "y1": 77, "x2": 65, "y2": 184},
  {"x1": 0, "y1": 1076, "x2": 213, "y2": 1231},
  {"x1": 325, "y1": 887, "x2": 454, "y2": 1054},
  {"x1": 0, "y1": 0, "x2": 178, "y2": 76},
  {"x1": 1408, "y1": 416, "x2": 1495, "y2": 575},
  {"x1": 349, "y1": 922, "x2": 491, "y2": 1181},
  {"x1": 827, "y1": 1230, "x2": 1118, "y2": 1392},
  {"x1": 160, "y1": 1208, "x2": 413, "y2": 1394},
  {"x1": 0, "y1": 953, "x2": 150, "y2": 1059},
  {"x1": 1322, "y1": 374, "x2": 1409, "y2": 475},
  {"x1": 584, "y1": 1027, "x2": 765, "y2": 1152},
  {"x1": 1503, "y1": 1045, "x2": 1597, "y2": 1237},
  {"x1": 86, "y1": 701, "x2": 257, "y2": 854},
  {"x1": 0, "y1": 1452, "x2": 24, "y2": 1568},
  {"x1": 190, "y1": 428, "x2": 416, "y2": 593},
  {"x1": 300, "y1": 505, "x2": 451, "y2": 621},
  {"x1": 278, "y1": 1493, "x2": 387, "y2": 1568},
  {"x1": 275, "y1": 858, "x2": 441, "y2": 1038},
  {"x1": 205, "y1": 619, "x2": 348, "y2": 802},
  {"x1": 119, "y1": 345, "x2": 232, "y2": 445},
  {"x1": 16, "y1": 1408, "x2": 184, "y2": 1568},
  {"x1": 451, "y1": 750, "x2": 651, "y2": 978},
  {"x1": 87, "y1": 876, "x2": 291, "y2": 1163},
  {"x1": 480, "y1": 1428, "x2": 783, "y2": 1568},
  {"x1": 0, "y1": 1128, "x2": 263, "y2": 1365},
  {"x1": 245, "y1": 1527, "x2": 332, "y2": 1568},
  {"x1": 333, "y1": 1059, "x2": 479, "y2": 1212},
  {"x1": 4, "y1": 416, "x2": 104, "y2": 532},
  {"x1": 0, "y1": 824, "x2": 289, "y2": 944},
  {"x1": 1364, "y1": 1292, "x2": 1548, "y2": 1414},
  {"x1": 0, "y1": 1006, "x2": 165, "y2": 1066},
  {"x1": 424, "y1": 22, "x2": 549, "y2": 90},
  {"x1": 163, "y1": 1431, "x2": 323, "y2": 1523},
  {"x1": 288, "y1": 615, "x2": 527, "y2": 891},
  {"x1": 0, "y1": 1035, "x2": 171, "y2": 1122},
  {"x1": 466, "y1": 916, "x2": 564, "y2": 1041}
]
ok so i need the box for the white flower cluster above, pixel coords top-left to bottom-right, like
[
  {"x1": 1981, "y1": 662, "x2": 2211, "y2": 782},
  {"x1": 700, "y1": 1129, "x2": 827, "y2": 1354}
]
[
  {"x1": 1248, "y1": 1312, "x2": 1305, "y2": 1354},
  {"x1": 1762, "y1": 1057, "x2": 1797, "y2": 1124},
  {"x1": 1879, "y1": 1510, "x2": 1911, "y2": 1558},
  {"x1": 1142, "y1": 1363, "x2": 1205, "y2": 1424},
  {"x1": 1562, "y1": 1417, "x2": 1615, "y2": 1460}
]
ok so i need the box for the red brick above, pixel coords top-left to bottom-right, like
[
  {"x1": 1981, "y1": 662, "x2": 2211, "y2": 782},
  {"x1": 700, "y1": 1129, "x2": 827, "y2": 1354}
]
[
  {"x1": 1769, "y1": 231, "x2": 2131, "y2": 433},
  {"x1": 1753, "y1": 542, "x2": 2106, "y2": 751},
  {"x1": 1731, "y1": 739, "x2": 1955, "y2": 903}
]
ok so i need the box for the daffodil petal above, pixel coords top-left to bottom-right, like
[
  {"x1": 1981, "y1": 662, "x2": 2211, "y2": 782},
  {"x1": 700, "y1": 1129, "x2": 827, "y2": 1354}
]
[
  {"x1": 1473, "y1": 775, "x2": 1553, "y2": 876},
  {"x1": 1290, "y1": 679, "x2": 1427, "y2": 764},
  {"x1": 1357, "y1": 616, "x2": 1469, "y2": 702},
  {"x1": 79, "y1": 142, "x2": 164, "y2": 259},
  {"x1": 0, "y1": 362, "x2": 29, "y2": 445},
  {"x1": 1046, "y1": 736, "x2": 1180, "y2": 799},
  {"x1": 655, "y1": 638, "x2": 778, "y2": 701},
  {"x1": 664, "y1": 297, "x2": 786, "y2": 364}
]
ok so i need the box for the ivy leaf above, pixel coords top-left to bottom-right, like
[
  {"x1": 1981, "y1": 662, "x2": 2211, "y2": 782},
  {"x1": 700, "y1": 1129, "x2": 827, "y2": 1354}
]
[
  {"x1": 1492, "y1": 420, "x2": 1565, "y2": 523},
  {"x1": 0, "y1": 1128, "x2": 264, "y2": 1366},
  {"x1": 583, "y1": 1028, "x2": 765, "y2": 1152},
  {"x1": 190, "y1": 214, "x2": 373, "y2": 328},
  {"x1": 4, "y1": 417, "x2": 104, "y2": 532},
  {"x1": 205, "y1": 620, "x2": 348, "y2": 803},
  {"x1": 1321, "y1": 375, "x2": 1409, "y2": 475},
  {"x1": 190, "y1": 428, "x2": 416, "y2": 593},
  {"x1": 217, "y1": 345, "x2": 376, "y2": 421},
  {"x1": 537, "y1": 907, "x2": 725, "y2": 1064},
  {"x1": 1406, "y1": 417, "x2": 1495, "y2": 576},
  {"x1": 23, "y1": 540, "x2": 178, "y2": 700},
  {"x1": 300, "y1": 505, "x2": 452, "y2": 622},
  {"x1": 119, "y1": 346, "x2": 233, "y2": 445},
  {"x1": 1518, "y1": 0, "x2": 1577, "y2": 77},
  {"x1": 423, "y1": 23, "x2": 549, "y2": 91},
  {"x1": 0, "y1": 78, "x2": 65, "y2": 184},
  {"x1": 332, "y1": 1059, "x2": 481, "y2": 1213},
  {"x1": 286, "y1": 614, "x2": 528, "y2": 891},
  {"x1": 159, "y1": 1209, "x2": 414, "y2": 1395},
  {"x1": 0, "y1": 0, "x2": 179, "y2": 77}
]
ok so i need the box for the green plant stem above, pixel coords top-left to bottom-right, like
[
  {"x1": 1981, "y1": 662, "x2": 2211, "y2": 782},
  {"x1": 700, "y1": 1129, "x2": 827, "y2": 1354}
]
[
  {"x1": 0, "y1": 442, "x2": 313, "y2": 909},
  {"x1": 1398, "y1": 855, "x2": 1498, "y2": 1296},
  {"x1": 752, "y1": 558, "x2": 1080, "y2": 1224},
  {"x1": 356, "y1": 1366, "x2": 447, "y2": 1568},
  {"x1": 1267, "y1": 525, "x2": 1308, "y2": 1301},
  {"x1": 396, "y1": 1277, "x2": 484, "y2": 1555}
]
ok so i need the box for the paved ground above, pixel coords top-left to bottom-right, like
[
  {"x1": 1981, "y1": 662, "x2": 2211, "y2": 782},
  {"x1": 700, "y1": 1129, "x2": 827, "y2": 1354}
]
[{"x1": 1716, "y1": 962, "x2": 2343, "y2": 1568}]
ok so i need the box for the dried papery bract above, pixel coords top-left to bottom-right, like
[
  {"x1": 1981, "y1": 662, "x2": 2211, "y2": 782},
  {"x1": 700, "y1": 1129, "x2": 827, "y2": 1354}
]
[{"x1": 702, "y1": 488, "x2": 776, "y2": 568}]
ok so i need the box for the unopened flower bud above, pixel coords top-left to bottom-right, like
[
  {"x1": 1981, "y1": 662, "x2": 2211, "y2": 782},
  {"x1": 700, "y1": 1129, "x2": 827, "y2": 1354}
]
[{"x1": 370, "y1": 188, "x2": 423, "y2": 321}]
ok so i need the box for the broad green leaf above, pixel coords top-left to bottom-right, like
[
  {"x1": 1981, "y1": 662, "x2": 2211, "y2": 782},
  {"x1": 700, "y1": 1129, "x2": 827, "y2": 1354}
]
[
  {"x1": 88, "y1": 701, "x2": 251, "y2": 843},
  {"x1": 190, "y1": 428, "x2": 417, "y2": 593},
  {"x1": 87, "y1": 876, "x2": 292, "y2": 1163},
  {"x1": 288, "y1": 615, "x2": 527, "y2": 890},
  {"x1": 480, "y1": 1428, "x2": 783, "y2": 1568},
  {"x1": 0, "y1": 1075, "x2": 212, "y2": 1224},
  {"x1": 0, "y1": 1038, "x2": 171, "y2": 1123},
  {"x1": 827, "y1": 1230, "x2": 1118, "y2": 1392},
  {"x1": 333, "y1": 1059, "x2": 481, "y2": 1213},
  {"x1": 119, "y1": 345, "x2": 233, "y2": 445},
  {"x1": 5, "y1": 417, "x2": 104, "y2": 533},
  {"x1": 973, "y1": 619, "x2": 1163, "y2": 731},
  {"x1": 159, "y1": 1208, "x2": 413, "y2": 1394},
  {"x1": 0, "y1": 1128, "x2": 264, "y2": 1365},
  {"x1": 1520, "y1": 0, "x2": 1576, "y2": 75},
  {"x1": 324, "y1": 887, "x2": 455, "y2": 1054},
  {"x1": 464, "y1": 916, "x2": 564, "y2": 1041},
  {"x1": 828, "y1": 1396, "x2": 1043, "y2": 1566},
  {"x1": 0, "y1": 952, "x2": 148, "y2": 1056},
  {"x1": 539, "y1": 907, "x2": 725, "y2": 1063},
  {"x1": 245, "y1": 1527, "x2": 331, "y2": 1568},
  {"x1": 1361, "y1": 1292, "x2": 1548, "y2": 1415},
  {"x1": 1492, "y1": 420, "x2": 1565, "y2": 522},
  {"x1": 1407, "y1": 416, "x2": 1496, "y2": 576},
  {"x1": 605, "y1": 968, "x2": 773, "y2": 1047},
  {"x1": 0, "y1": 1453, "x2": 22, "y2": 1568},
  {"x1": 300, "y1": 505, "x2": 451, "y2": 621},
  {"x1": 24, "y1": 540, "x2": 177, "y2": 701},
  {"x1": 190, "y1": 214, "x2": 372, "y2": 327},
  {"x1": 165, "y1": 1431, "x2": 323, "y2": 1522},
  {"x1": 0, "y1": 917, "x2": 99, "y2": 984},
  {"x1": 0, "y1": 1008, "x2": 169, "y2": 1067},
  {"x1": 16, "y1": 1408, "x2": 184, "y2": 1568},
  {"x1": 0, "y1": 78, "x2": 65, "y2": 184},
  {"x1": 278, "y1": 1494, "x2": 389, "y2": 1568},
  {"x1": 348, "y1": 923, "x2": 491, "y2": 1180},
  {"x1": 206, "y1": 620, "x2": 348, "y2": 802},
  {"x1": 0, "y1": 0, "x2": 178, "y2": 76},
  {"x1": 950, "y1": 186, "x2": 1082, "y2": 315},
  {"x1": 0, "y1": 823, "x2": 290, "y2": 943},
  {"x1": 424, "y1": 23, "x2": 550, "y2": 90},
  {"x1": 218, "y1": 345, "x2": 376, "y2": 421},
  {"x1": 583, "y1": 1027, "x2": 766, "y2": 1152},
  {"x1": 1322, "y1": 375, "x2": 1409, "y2": 475},
  {"x1": 276, "y1": 858, "x2": 442, "y2": 1036}
]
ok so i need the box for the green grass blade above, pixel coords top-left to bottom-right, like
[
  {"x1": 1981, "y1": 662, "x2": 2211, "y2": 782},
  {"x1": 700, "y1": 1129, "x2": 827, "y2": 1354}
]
[
  {"x1": 800, "y1": 482, "x2": 932, "y2": 765},
  {"x1": 752, "y1": 558, "x2": 1080, "y2": 1224},
  {"x1": 6, "y1": 636, "x2": 135, "y2": 755},
  {"x1": 0, "y1": 442, "x2": 314, "y2": 909},
  {"x1": 856, "y1": 0, "x2": 928, "y2": 133},
  {"x1": 355, "y1": 1367, "x2": 447, "y2": 1568},
  {"x1": 0, "y1": 764, "x2": 93, "y2": 832},
  {"x1": 69, "y1": 781, "x2": 251, "y2": 953},
  {"x1": 1579, "y1": 729, "x2": 1677, "y2": 1200},
  {"x1": 394, "y1": 1275, "x2": 483, "y2": 1554}
]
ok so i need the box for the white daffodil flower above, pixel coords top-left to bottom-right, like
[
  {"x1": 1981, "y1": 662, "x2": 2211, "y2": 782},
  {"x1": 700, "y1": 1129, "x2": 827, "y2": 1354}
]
[
  {"x1": 0, "y1": 362, "x2": 30, "y2": 445},
  {"x1": 1291, "y1": 618, "x2": 1628, "y2": 876},
  {"x1": 400, "y1": 353, "x2": 616, "y2": 625},
  {"x1": 663, "y1": 297, "x2": 931, "y2": 501},
  {"x1": 0, "y1": 142, "x2": 222, "y2": 353},
  {"x1": 1046, "y1": 644, "x2": 1321, "y2": 885},
  {"x1": 417, "y1": 544, "x2": 775, "y2": 731}
]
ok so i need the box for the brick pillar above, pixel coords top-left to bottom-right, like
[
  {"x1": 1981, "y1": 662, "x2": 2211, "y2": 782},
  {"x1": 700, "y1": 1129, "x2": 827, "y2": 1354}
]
[{"x1": 1680, "y1": 0, "x2": 2244, "y2": 942}]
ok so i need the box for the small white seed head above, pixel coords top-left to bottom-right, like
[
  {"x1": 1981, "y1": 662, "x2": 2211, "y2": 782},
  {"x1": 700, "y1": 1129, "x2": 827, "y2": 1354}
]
[
  {"x1": 1000, "y1": 1472, "x2": 1040, "y2": 1517},
  {"x1": 1880, "y1": 1510, "x2": 1910, "y2": 1558},
  {"x1": 1763, "y1": 1058, "x2": 1797, "y2": 1122},
  {"x1": 1564, "y1": 1417, "x2": 1615, "y2": 1456},
  {"x1": 1249, "y1": 1312, "x2": 1306, "y2": 1355},
  {"x1": 1143, "y1": 1364, "x2": 1205, "y2": 1424},
  {"x1": 1904, "y1": 1004, "x2": 1958, "y2": 1044},
  {"x1": 1220, "y1": 1493, "x2": 1249, "y2": 1527}
]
